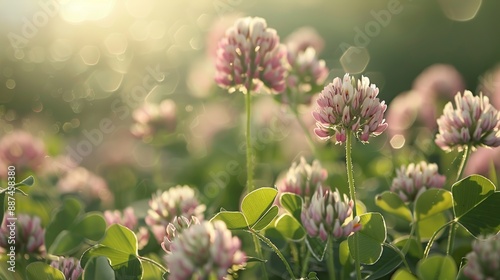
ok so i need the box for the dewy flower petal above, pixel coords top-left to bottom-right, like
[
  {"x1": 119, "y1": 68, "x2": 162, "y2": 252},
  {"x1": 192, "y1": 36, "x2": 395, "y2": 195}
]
[
  {"x1": 435, "y1": 90, "x2": 500, "y2": 151},
  {"x1": 50, "y1": 257, "x2": 83, "y2": 280},
  {"x1": 312, "y1": 74, "x2": 388, "y2": 144},
  {"x1": 215, "y1": 17, "x2": 286, "y2": 94}
]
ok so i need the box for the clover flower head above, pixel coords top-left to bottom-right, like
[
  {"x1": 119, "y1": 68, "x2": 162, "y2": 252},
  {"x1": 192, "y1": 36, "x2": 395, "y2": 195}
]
[
  {"x1": 313, "y1": 74, "x2": 388, "y2": 144},
  {"x1": 284, "y1": 27, "x2": 325, "y2": 55},
  {"x1": 301, "y1": 186, "x2": 361, "y2": 242},
  {"x1": 215, "y1": 16, "x2": 287, "y2": 94},
  {"x1": 50, "y1": 257, "x2": 83, "y2": 280},
  {"x1": 164, "y1": 221, "x2": 246, "y2": 280},
  {"x1": 145, "y1": 185, "x2": 206, "y2": 244},
  {"x1": 390, "y1": 161, "x2": 446, "y2": 203},
  {"x1": 104, "y1": 207, "x2": 138, "y2": 231},
  {"x1": 285, "y1": 47, "x2": 329, "y2": 103},
  {"x1": 435, "y1": 90, "x2": 500, "y2": 151},
  {"x1": 463, "y1": 234, "x2": 500, "y2": 280},
  {"x1": 0, "y1": 131, "x2": 46, "y2": 177},
  {"x1": 0, "y1": 214, "x2": 45, "y2": 254},
  {"x1": 56, "y1": 167, "x2": 114, "y2": 207},
  {"x1": 277, "y1": 156, "x2": 327, "y2": 201},
  {"x1": 131, "y1": 99, "x2": 177, "y2": 139}
]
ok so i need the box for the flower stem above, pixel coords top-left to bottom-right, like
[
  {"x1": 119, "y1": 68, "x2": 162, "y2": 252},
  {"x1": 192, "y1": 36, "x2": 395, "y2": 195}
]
[
  {"x1": 300, "y1": 247, "x2": 311, "y2": 278},
  {"x1": 423, "y1": 220, "x2": 455, "y2": 259},
  {"x1": 446, "y1": 145, "x2": 472, "y2": 256},
  {"x1": 138, "y1": 256, "x2": 168, "y2": 274},
  {"x1": 245, "y1": 90, "x2": 254, "y2": 192},
  {"x1": 250, "y1": 229, "x2": 296, "y2": 280},
  {"x1": 345, "y1": 132, "x2": 361, "y2": 280},
  {"x1": 252, "y1": 234, "x2": 268, "y2": 279},
  {"x1": 456, "y1": 144, "x2": 472, "y2": 182},
  {"x1": 327, "y1": 238, "x2": 337, "y2": 280}
]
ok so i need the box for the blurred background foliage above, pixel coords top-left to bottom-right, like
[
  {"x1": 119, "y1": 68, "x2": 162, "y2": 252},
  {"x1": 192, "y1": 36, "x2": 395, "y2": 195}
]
[{"x1": 0, "y1": 0, "x2": 499, "y2": 211}]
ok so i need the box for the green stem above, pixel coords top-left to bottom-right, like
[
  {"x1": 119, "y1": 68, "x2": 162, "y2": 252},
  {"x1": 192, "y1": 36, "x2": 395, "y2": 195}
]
[
  {"x1": 300, "y1": 247, "x2": 311, "y2": 278},
  {"x1": 138, "y1": 256, "x2": 168, "y2": 274},
  {"x1": 423, "y1": 220, "x2": 455, "y2": 259},
  {"x1": 250, "y1": 229, "x2": 296, "y2": 280},
  {"x1": 245, "y1": 90, "x2": 254, "y2": 192},
  {"x1": 456, "y1": 144, "x2": 472, "y2": 182},
  {"x1": 345, "y1": 132, "x2": 361, "y2": 280},
  {"x1": 384, "y1": 243, "x2": 411, "y2": 272},
  {"x1": 326, "y1": 238, "x2": 337, "y2": 280},
  {"x1": 446, "y1": 145, "x2": 472, "y2": 256},
  {"x1": 252, "y1": 233, "x2": 268, "y2": 279}
]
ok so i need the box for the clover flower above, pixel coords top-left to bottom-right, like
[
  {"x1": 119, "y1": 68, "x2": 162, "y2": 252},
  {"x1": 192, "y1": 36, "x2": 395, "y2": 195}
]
[
  {"x1": 284, "y1": 27, "x2": 325, "y2": 55},
  {"x1": 56, "y1": 167, "x2": 114, "y2": 207},
  {"x1": 164, "y1": 221, "x2": 246, "y2": 280},
  {"x1": 145, "y1": 185, "x2": 206, "y2": 244},
  {"x1": 301, "y1": 186, "x2": 361, "y2": 242},
  {"x1": 463, "y1": 234, "x2": 500, "y2": 280},
  {"x1": 104, "y1": 207, "x2": 138, "y2": 231},
  {"x1": 276, "y1": 156, "x2": 327, "y2": 201},
  {"x1": 313, "y1": 74, "x2": 388, "y2": 144},
  {"x1": 50, "y1": 257, "x2": 83, "y2": 280},
  {"x1": 0, "y1": 131, "x2": 46, "y2": 178},
  {"x1": 390, "y1": 161, "x2": 446, "y2": 203},
  {"x1": 131, "y1": 99, "x2": 177, "y2": 139},
  {"x1": 435, "y1": 91, "x2": 500, "y2": 151},
  {"x1": 0, "y1": 214, "x2": 45, "y2": 254},
  {"x1": 215, "y1": 17, "x2": 287, "y2": 94},
  {"x1": 285, "y1": 47, "x2": 329, "y2": 103},
  {"x1": 161, "y1": 216, "x2": 200, "y2": 253}
]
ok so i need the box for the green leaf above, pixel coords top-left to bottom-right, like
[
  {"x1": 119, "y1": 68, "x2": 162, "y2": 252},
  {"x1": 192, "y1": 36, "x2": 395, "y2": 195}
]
[
  {"x1": 140, "y1": 254, "x2": 165, "y2": 280},
  {"x1": 15, "y1": 176, "x2": 35, "y2": 187},
  {"x1": 280, "y1": 192, "x2": 303, "y2": 222},
  {"x1": 414, "y1": 189, "x2": 453, "y2": 240},
  {"x1": 83, "y1": 256, "x2": 115, "y2": 280},
  {"x1": 339, "y1": 240, "x2": 351, "y2": 266},
  {"x1": 417, "y1": 255, "x2": 457, "y2": 280},
  {"x1": 274, "y1": 214, "x2": 305, "y2": 241},
  {"x1": 74, "y1": 212, "x2": 107, "y2": 241},
  {"x1": 375, "y1": 191, "x2": 413, "y2": 222},
  {"x1": 48, "y1": 230, "x2": 85, "y2": 255},
  {"x1": 394, "y1": 236, "x2": 423, "y2": 259},
  {"x1": 452, "y1": 175, "x2": 500, "y2": 237},
  {"x1": 210, "y1": 211, "x2": 248, "y2": 230},
  {"x1": 241, "y1": 187, "x2": 277, "y2": 227},
  {"x1": 348, "y1": 212, "x2": 386, "y2": 264},
  {"x1": 26, "y1": 262, "x2": 65, "y2": 280},
  {"x1": 392, "y1": 268, "x2": 418, "y2": 280},
  {"x1": 81, "y1": 224, "x2": 141, "y2": 279},
  {"x1": 46, "y1": 198, "x2": 83, "y2": 252},
  {"x1": 361, "y1": 244, "x2": 402, "y2": 279},
  {"x1": 46, "y1": 207, "x2": 106, "y2": 255},
  {"x1": 252, "y1": 205, "x2": 278, "y2": 231},
  {"x1": 305, "y1": 235, "x2": 328, "y2": 261}
]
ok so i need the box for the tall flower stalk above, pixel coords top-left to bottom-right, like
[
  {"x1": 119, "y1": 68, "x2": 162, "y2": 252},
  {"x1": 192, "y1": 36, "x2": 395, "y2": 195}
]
[
  {"x1": 215, "y1": 16, "x2": 286, "y2": 191},
  {"x1": 215, "y1": 16, "x2": 287, "y2": 277},
  {"x1": 312, "y1": 74, "x2": 387, "y2": 280}
]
